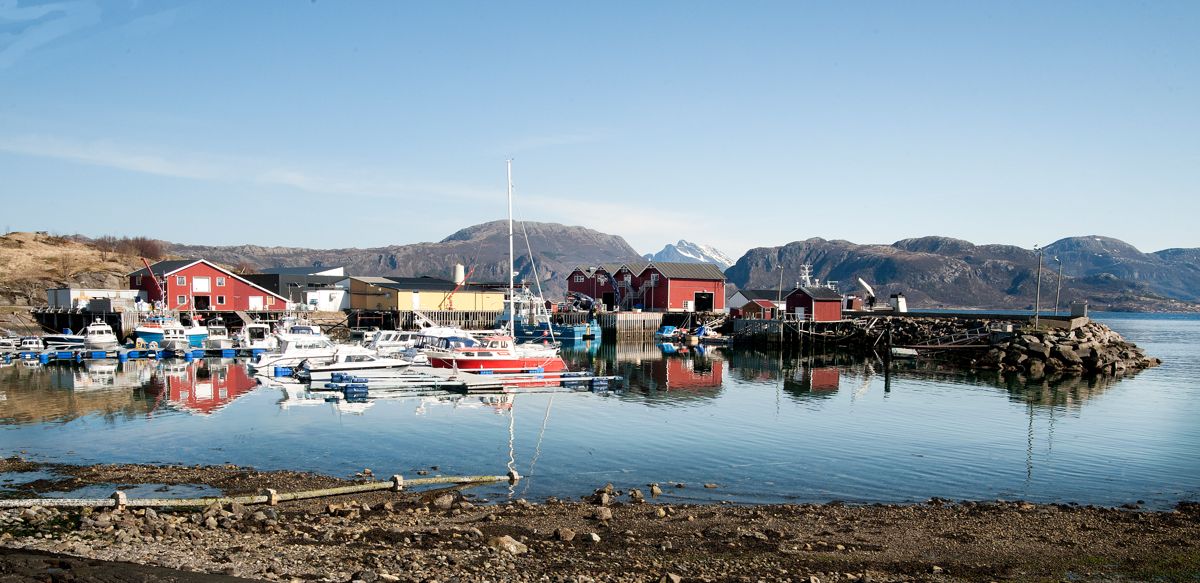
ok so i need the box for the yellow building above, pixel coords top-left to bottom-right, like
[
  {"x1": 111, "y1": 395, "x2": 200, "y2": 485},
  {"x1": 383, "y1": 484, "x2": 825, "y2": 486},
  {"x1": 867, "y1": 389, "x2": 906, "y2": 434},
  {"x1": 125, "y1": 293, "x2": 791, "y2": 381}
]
[{"x1": 348, "y1": 276, "x2": 504, "y2": 311}]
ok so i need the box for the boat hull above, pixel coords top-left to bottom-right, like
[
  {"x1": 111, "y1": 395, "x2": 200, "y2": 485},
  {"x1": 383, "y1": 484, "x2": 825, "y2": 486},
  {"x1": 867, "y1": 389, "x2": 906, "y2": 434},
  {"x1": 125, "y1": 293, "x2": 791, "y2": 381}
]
[{"x1": 428, "y1": 356, "x2": 567, "y2": 373}]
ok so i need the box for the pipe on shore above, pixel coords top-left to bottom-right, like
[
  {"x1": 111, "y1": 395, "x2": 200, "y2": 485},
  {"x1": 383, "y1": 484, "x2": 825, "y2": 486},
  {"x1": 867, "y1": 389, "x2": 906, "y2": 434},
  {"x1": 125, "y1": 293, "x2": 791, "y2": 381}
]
[{"x1": 0, "y1": 472, "x2": 517, "y2": 509}]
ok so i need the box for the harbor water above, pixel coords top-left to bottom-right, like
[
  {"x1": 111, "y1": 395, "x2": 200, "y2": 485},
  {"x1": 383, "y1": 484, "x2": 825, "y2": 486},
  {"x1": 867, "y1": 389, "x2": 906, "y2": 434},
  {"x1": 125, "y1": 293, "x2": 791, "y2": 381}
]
[{"x1": 2, "y1": 313, "x2": 1197, "y2": 509}]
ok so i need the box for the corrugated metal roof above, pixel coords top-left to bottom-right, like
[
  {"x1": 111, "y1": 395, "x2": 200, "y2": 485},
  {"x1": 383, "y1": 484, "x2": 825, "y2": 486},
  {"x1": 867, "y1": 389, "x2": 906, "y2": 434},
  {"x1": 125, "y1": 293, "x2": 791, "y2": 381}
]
[
  {"x1": 738, "y1": 289, "x2": 785, "y2": 301},
  {"x1": 127, "y1": 259, "x2": 201, "y2": 278},
  {"x1": 259, "y1": 266, "x2": 344, "y2": 276},
  {"x1": 353, "y1": 276, "x2": 492, "y2": 293},
  {"x1": 646, "y1": 261, "x2": 727, "y2": 280},
  {"x1": 795, "y1": 286, "x2": 843, "y2": 300}
]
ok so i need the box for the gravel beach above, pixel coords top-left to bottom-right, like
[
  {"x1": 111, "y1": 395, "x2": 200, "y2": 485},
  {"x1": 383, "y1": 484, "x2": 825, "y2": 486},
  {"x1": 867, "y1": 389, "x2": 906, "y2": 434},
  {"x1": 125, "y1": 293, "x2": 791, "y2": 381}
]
[{"x1": 2, "y1": 459, "x2": 1197, "y2": 582}]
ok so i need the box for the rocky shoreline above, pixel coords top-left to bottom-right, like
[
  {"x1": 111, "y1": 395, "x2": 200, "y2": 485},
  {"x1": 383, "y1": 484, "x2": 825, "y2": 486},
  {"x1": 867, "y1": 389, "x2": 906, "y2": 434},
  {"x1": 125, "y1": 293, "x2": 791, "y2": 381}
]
[
  {"x1": 883, "y1": 318, "x2": 1160, "y2": 378},
  {"x1": 2, "y1": 460, "x2": 1197, "y2": 582}
]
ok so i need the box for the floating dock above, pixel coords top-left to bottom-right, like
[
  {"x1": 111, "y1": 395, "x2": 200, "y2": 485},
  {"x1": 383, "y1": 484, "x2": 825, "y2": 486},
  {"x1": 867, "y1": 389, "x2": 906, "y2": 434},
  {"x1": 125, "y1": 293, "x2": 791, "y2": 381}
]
[{"x1": 1, "y1": 346, "x2": 268, "y2": 365}]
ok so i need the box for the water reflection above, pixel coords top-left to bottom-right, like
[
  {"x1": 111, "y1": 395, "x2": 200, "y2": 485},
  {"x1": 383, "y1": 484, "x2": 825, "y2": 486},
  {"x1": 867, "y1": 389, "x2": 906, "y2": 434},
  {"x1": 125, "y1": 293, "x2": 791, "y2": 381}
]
[{"x1": 0, "y1": 358, "x2": 258, "y2": 425}]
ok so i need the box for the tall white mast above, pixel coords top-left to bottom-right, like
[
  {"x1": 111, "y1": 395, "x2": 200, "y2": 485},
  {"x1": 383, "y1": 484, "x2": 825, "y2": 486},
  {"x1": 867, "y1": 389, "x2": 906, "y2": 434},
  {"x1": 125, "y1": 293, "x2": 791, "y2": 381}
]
[{"x1": 506, "y1": 159, "x2": 515, "y2": 337}]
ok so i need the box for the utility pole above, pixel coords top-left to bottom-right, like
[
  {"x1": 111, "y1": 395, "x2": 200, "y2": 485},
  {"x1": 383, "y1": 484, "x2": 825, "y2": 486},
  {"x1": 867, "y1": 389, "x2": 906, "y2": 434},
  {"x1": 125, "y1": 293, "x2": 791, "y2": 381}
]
[
  {"x1": 776, "y1": 265, "x2": 784, "y2": 319},
  {"x1": 1054, "y1": 256, "x2": 1064, "y2": 315},
  {"x1": 1033, "y1": 245, "x2": 1043, "y2": 329}
]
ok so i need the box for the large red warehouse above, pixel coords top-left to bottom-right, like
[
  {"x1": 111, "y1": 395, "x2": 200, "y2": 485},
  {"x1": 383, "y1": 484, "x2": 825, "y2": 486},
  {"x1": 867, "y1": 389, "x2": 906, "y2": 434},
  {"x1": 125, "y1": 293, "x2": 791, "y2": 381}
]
[
  {"x1": 567, "y1": 261, "x2": 726, "y2": 312},
  {"x1": 128, "y1": 259, "x2": 288, "y2": 312}
]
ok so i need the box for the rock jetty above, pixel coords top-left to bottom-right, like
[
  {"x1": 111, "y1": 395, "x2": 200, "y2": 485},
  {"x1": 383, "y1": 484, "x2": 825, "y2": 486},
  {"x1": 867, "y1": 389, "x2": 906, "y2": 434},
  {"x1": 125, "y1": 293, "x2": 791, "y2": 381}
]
[{"x1": 881, "y1": 318, "x2": 1159, "y2": 377}]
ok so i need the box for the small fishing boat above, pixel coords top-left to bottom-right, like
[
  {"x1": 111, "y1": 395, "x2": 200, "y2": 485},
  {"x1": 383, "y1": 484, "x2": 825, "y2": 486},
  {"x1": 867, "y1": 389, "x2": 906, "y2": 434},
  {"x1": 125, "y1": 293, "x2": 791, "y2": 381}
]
[
  {"x1": 203, "y1": 317, "x2": 234, "y2": 350},
  {"x1": 18, "y1": 336, "x2": 43, "y2": 352},
  {"x1": 134, "y1": 316, "x2": 191, "y2": 352},
  {"x1": 82, "y1": 319, "x2": 120, "y2": 351},
  {"x1": 237, "y1": 321, "x2": 276, "y2": 350}
]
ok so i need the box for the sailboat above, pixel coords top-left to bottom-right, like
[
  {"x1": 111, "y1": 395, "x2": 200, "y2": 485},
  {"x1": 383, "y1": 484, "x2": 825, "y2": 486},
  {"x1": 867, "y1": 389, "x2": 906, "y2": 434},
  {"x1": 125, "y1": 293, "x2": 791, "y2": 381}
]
[{"x1": 429, "y1": 161, "x2": 568, "y2": 374}]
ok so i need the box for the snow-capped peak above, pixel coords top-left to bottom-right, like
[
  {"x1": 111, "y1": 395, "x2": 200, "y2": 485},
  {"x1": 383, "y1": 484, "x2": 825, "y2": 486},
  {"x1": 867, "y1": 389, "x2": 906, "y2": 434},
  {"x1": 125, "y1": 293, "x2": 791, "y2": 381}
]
[{"x1": 644, "y1": 240, "x2": 734, "y2": 269}]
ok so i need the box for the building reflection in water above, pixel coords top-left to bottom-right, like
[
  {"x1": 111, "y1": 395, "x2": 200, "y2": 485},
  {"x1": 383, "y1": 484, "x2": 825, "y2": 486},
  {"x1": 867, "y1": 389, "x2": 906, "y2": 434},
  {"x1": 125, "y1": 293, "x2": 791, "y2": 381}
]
[
  {"x1": 143, "y1": 359, "x2": 259, "y2": 416},
  {"x1": 0, "y1": 357, "x2": 267, "y2": 426}
]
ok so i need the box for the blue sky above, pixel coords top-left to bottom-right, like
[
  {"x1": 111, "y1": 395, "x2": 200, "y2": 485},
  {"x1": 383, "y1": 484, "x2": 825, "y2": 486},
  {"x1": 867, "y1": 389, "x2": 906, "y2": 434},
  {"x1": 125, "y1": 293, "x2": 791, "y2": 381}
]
[{"x1": 1, "y1": 1, "x2": 1196, "y2": 259}]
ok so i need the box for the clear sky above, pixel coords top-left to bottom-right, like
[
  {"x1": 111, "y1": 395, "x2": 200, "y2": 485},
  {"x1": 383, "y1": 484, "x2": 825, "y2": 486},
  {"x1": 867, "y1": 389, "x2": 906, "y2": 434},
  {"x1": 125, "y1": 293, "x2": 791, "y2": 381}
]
[{"x1": 1, "y1": 1, "x2": 1197, "y2": 259}]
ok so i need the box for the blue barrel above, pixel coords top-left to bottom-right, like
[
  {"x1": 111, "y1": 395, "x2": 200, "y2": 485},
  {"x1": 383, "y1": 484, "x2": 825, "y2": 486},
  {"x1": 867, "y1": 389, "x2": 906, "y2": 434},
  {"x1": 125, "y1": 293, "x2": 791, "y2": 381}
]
[
  {"x1": 221, "y1": 349, "x2": 236, "y2": 357},
  {"x1": 74, "y1": 353, "x2": 83, "y2": 362},
  {"x1": 57, "y1": 351, "x2": 73, "y2": 360},
  {"x1": 184, "y1": 353, "x2": 194, "y2": 362},
  {"x1": 39, "y1": 353, "x2": 51, "y2": 364},
  {"x1": 118, "y1": 352, "x2": 128, "y2": 362},
  {"x1": 273, "y1": 366, "x2": 293, "y2": 377},
  {"x1": 90, "y1": 351, "x2": 106, "y2": 359}
]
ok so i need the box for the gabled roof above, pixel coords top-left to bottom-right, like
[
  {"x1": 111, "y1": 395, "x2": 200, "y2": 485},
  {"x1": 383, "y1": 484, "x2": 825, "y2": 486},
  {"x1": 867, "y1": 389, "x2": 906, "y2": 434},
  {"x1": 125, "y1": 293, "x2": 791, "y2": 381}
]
[
  {"x1": 789, "y1": 286, "x2": 844, "y2": 301},
  {"x1": 577, "y1": 261, "x2": 726, "y2": 282},
  {"x1": 747, "y1": 299, "x2": 776, "y2": 309},
  {"x1": 127, "y1": 259, "x2": 200, "y2": 278},
  {"x1": 735, "y1": 289, "x2": 785, "y2": 301},
  {"x1": 644, "y1": 261, "x2": 727, "y2": 281},
  {"x1": 128, "y1": 259, "x2": 288, "y2": 302}
]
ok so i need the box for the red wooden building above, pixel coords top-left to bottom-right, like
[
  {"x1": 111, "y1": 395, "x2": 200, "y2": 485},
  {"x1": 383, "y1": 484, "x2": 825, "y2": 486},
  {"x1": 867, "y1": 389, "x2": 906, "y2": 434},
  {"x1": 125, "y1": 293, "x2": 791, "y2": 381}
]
[
  {"x1": 567, "y1": 261, "x2": 726, "y2": 312},
  {"x1": 784, "y1": 286, "x2": 844, "y2": 322},
  {"x1": 128, "y1": 259, "x2": 288, "y2": 312}
]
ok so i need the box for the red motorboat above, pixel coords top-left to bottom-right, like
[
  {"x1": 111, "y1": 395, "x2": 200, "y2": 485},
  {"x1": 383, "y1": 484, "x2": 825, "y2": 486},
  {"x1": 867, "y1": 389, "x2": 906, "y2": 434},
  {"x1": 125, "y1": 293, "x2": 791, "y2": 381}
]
[{"x1": 428, "y1": 334, "x2": 567, "y2": 373}]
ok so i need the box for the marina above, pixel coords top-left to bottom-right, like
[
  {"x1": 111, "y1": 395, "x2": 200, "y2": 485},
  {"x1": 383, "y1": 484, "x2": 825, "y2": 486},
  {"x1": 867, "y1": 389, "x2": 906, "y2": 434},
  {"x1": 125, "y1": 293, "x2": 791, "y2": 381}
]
[{"x1": 1, "y1": 312, "x2": 1196, "y2": 510}]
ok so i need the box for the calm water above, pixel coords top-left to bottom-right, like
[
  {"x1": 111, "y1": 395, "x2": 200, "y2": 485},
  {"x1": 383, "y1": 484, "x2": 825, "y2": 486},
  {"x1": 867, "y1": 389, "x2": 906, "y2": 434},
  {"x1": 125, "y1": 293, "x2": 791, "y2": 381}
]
[{"x1": 2, "y1": 313, "x2": 1197, "y2": 509}]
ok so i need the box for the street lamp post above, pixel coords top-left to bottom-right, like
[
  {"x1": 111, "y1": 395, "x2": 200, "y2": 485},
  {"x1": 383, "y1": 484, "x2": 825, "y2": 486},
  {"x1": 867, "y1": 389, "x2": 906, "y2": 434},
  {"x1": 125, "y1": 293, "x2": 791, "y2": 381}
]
[
  {"x1": 1054, "y1": 256, "x2": 1063, "y2": 316},
  {"x1": 1033, "y1": 245, "x2": 1043, "y2": 329}
]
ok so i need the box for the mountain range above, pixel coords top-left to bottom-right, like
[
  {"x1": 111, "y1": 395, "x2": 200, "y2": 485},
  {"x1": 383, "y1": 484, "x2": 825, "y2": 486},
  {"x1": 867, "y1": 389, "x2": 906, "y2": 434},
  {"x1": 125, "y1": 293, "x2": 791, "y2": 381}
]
[
  {"x1": 726, "y1": 235, "x2": 1200, "y2": 312},
  {"x1": 5, "y1": 224, "x2": 1195, "y2": 313},
  {"x1": 166, "y1": 221, "x2": 643, "y2": 298}
]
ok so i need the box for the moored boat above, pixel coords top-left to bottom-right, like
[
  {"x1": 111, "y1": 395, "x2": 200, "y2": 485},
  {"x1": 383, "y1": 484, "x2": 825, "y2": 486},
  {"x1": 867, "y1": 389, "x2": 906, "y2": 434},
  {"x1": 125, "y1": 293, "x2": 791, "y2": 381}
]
[
  {"x1": 297, "y1": 346, "x2": 412, "y2": 382},
  {"x1": 204, "y1": 317, "x2": 234, "y2": 350},
  {"x1": 82, "y1": 319, "x2": 120, "y2": 351},
  {"x1": 428, "y1": 334, "x2": 567, "y2": 373}
]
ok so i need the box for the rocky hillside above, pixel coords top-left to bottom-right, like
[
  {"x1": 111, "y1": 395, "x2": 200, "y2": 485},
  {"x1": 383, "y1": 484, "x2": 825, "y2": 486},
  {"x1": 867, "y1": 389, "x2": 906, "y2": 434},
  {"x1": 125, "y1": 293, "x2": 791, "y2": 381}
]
[
  {"x1": 644, "y1": 240, "x2": 735, "y2": 270},
  {"x1": 167, "y1": 221, "x2": 643, "y2": 299},
  {"x1": 0, "y1": 232, "x2": 146, "y2": 307},
  {"x1": 726, "y1": 236, "x2": 1200, "y2": 312}
]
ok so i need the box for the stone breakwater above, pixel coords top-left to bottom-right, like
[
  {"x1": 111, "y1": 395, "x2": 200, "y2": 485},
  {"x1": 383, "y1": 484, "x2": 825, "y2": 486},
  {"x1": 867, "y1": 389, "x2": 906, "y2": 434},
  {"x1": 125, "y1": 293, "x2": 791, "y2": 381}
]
[{"x1": 881, "y1": 318, "x2": 1160, "y2": 377}]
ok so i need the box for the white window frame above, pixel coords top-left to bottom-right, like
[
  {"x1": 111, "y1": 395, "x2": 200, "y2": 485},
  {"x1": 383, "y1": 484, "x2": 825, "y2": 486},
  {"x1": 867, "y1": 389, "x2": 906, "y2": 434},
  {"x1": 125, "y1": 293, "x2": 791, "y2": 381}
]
[
  {"x1": 216, "y1": 295, "x2": 226, "y2": 305},
  {"x1": 135, "y1": 275, "x2": 142, "y2": 286},
  {"x1": 175, "y1": 276, "x2": 186, "y2": 286},
  {"x1": 216, "y1": 277, "x2": 226, "y2": 287},
  {"x1": 573, "y1": 275, "x2": 584, "y2": 283},
  {"x1": 650, "y1": 273, "x2": 660, "y2": 284},
  {"x1": 176, "y1": 295, "x2": 186, "y2": 306},
  {"x1": 267, "y1": 296, "x2": 275, "y2": 306}
]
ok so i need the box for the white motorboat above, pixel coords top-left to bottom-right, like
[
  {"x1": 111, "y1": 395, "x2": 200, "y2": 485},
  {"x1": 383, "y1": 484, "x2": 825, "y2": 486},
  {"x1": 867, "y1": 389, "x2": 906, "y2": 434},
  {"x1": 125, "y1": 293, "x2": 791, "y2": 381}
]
[
  {"x1": 249, "y1": 333, "x2": 338, "y2": 372},
  {"x1": 204, "y1": 317, "x2": 234, "y2": 350},
  {"x1": 83, "y1": 319, "x2": 120, "y2": 351},
  {"x1": 18, "y1": 336, "x2": 43, "y2": 352},
  {"x1": 42, "y1": 331, "x2": 85, "y2": 350},
  {"x1": 297, "y1": 346, "x2": 412, "y2": 382}
]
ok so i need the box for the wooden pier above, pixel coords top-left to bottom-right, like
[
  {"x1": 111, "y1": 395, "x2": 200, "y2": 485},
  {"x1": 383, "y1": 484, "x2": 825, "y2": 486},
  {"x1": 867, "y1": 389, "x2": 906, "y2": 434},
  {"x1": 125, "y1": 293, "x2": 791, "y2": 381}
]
[{"x1": 598, "y1": 312, "x2": 663, "y2": 341}]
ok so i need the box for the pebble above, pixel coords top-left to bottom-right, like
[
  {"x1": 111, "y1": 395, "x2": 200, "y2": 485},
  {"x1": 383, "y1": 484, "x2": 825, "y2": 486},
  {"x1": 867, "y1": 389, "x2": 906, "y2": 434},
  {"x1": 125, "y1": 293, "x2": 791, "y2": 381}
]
[{"x1": 487, "y1": 535, "x2": 528, "y2": 555}]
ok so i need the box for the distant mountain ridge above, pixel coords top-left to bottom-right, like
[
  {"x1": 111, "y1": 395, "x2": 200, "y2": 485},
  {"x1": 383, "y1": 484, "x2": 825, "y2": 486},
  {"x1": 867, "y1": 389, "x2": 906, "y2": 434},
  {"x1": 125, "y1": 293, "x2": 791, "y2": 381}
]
[
  {"x1": 166, "y1": 221, "x2": 643, "y2": 299},
  {"x1": 645, "y1": 240, "x2": 734, "y2": 269},
  {"x1": 725, "y1": 235, "x2": 1200, "y2": 312}
]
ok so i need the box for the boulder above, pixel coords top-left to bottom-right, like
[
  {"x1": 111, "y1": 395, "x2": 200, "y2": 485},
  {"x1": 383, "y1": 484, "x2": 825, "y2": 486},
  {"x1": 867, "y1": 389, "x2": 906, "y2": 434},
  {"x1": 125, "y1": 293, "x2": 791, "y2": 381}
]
[{"x1": 488, "y1": 535, "x2": 528, "y2": 555}]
